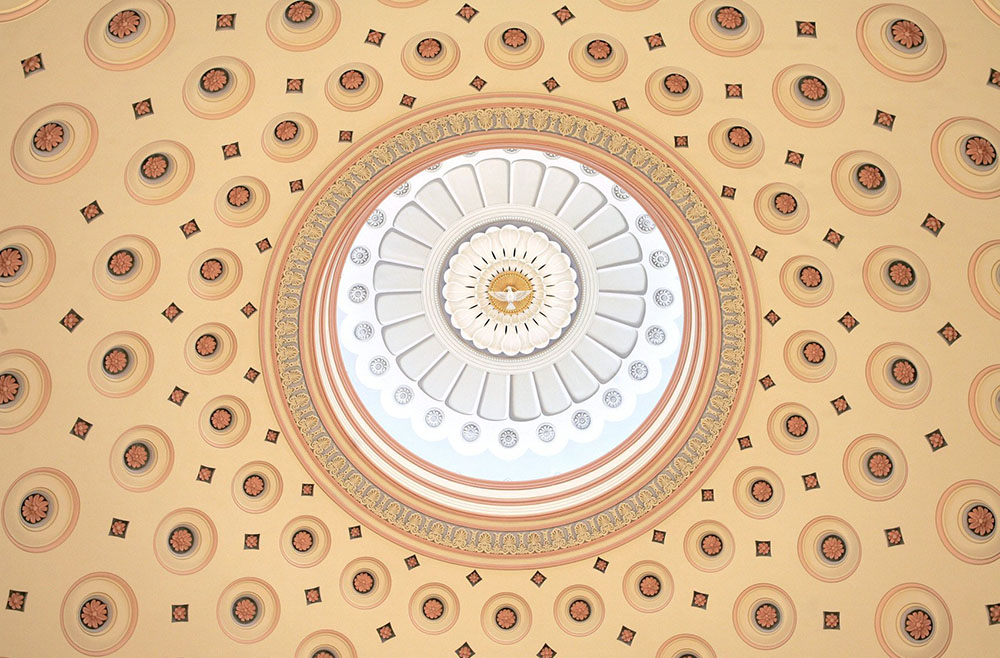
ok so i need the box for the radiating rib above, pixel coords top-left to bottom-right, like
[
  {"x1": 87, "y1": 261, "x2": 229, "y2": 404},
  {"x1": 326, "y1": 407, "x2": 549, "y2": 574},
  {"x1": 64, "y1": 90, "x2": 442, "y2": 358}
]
[
  {"x1": 572, "y1": 335, "x2": 621, "y2": 383},
  {"x1": 446, "y1": 365, "x2": 486, "y2": 415},
  {"x1": 374, "y1": 291, "x2": 424, "y2": 324},
  {"x1": 511, "y1": 160, "x2": 545, "y2": 205},
  {"x1": 553, "y1": 353, "x2": 599, "y2": 402},
  {"x1": 510, "y1": 372, "x2": 541, "y2": 421},
  {"x1": 381, "y1": 314, "x2": 432, "y2": 354},
  {"x1": 475, "y1": 158, "x2": 510, "y2": 205},
  {"x1": 379, "y1": 229, "x2": 431, "y2": 267},
  {"x1": 587, "y1": 315, "x2": 638, "y2": 358},
  {"x1": 394, "y1": 202, "x2": 445, "y2": 244},
  {"x1": 372, "y1": 261, "x2": 423, "y2": 292},
  {"x1": 597, "y1": 263, "x2": 647, "y2": 294},
  {"x1": 396, "y1": 335, "x2": 448, "y2": 380},
  {"x1": 590, "y1": 233, "x2": 642, "y2": 268},
  {"x1": 415, "y1": 178, "x2": 463, "y2": 227},
  {"x1": 532, "y1": 364, "x2": 572, "y2": 415},
  {"x1": 596, "y1": 293, "x2": 645, "y2": 328},
  {"x1": 534, "y1": 167, "x2": 578, "y2": 214},
  {"x1": 557, "y1": 182, "x2": 606, "y2": 228},
  {"x1": 576, "y1": 204, "x2": 627, "y2": 247},
  {"x1": 442, "y1": 164, "x2": 485, "y2": 215},
  {"x1": 419, "y1": 352, "x2": 465, "y2": 401},
  {"x1": 478, "y1": 372, "x2": 511, "y2": 420}
]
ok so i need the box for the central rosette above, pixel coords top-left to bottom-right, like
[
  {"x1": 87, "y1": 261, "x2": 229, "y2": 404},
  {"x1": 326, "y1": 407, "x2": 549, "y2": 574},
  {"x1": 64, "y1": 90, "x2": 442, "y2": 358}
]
[{"x1": 442, "y1": 225, "x2": 579, "y2": 356}]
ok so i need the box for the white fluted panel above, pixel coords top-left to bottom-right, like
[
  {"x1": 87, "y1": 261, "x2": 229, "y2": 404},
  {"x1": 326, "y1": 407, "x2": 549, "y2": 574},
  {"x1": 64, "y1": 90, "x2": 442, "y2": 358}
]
[
  {"x1": 379, "y1": 230, "x2": 430, "y2": 267},
  {"x1": 443, "y1": 164, "x2": 485, "y2": 214},
  {"x1": 478, "y1": 373, "x2": 510, "y2": 420},
  {"x1": 587, "y1": 315, "x2": 637, "y2": 358},
  {"x1": 510, "y1": 373, "x2": 541, "y2": 421},
  {"x1": 511, "y1": 160, "x2": 545, "y2": 205},
  {"x1": 553, "y1": 354, "x2": 599, "y2": 402},
  {"x1": 475, "y1": 158, "x2": 510, "y2": 205},
  {"x1": 382, "y1": 314, "x2": 432, "y2": 354},
  {"x1": 372, "y1": 262, "x2": 423, "y2": 292},
  {"x1": 415, "y1": 179, "x2": 463, "y2": 226},
  {"x1": 395, "y1": 202, "x2": 445, "y2": 245},
  {"x1": 596, "y1": 293, "x2": 645, "y2": 327},
  {"x1": 535, "y1": 167, "x2": 578, "y2": 214},
  {"x1": 557, "y1": 183, "x2": 605, "y2": 228},
  {"x1": 532, "y1": 365, "x2": 572, "y2": 415}
]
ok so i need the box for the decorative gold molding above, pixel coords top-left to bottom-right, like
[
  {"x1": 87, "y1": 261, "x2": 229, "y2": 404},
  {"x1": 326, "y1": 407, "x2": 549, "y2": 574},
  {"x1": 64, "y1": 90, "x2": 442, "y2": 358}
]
[{"x1": 271, "y1": 105, "x2": 748, "y2": 556}]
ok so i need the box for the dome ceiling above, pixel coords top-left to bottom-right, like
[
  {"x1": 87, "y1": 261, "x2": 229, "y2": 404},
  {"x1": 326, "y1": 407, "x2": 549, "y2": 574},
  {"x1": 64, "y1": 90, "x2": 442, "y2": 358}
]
[{"x1": 1, "y1": 0, "x2": 999, "y2": 656}]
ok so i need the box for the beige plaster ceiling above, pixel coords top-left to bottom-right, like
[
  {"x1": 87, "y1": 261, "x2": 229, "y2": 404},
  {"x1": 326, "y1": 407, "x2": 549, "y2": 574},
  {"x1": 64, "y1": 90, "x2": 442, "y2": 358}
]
[{"x1": 1, "y1": 0, "x2": 999, "y2": 655}]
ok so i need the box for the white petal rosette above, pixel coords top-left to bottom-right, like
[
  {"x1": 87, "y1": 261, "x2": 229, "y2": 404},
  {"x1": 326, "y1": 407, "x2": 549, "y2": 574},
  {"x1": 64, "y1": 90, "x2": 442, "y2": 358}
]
[{"x1": 443, "y1": 225, "x2": 578, "y2": 356}]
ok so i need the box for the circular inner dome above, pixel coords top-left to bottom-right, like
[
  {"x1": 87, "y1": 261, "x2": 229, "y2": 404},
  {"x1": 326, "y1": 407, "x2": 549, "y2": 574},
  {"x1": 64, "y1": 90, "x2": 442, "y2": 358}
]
[{"x1": 330, "y1": 148, "x2": 685, "y2": 482}]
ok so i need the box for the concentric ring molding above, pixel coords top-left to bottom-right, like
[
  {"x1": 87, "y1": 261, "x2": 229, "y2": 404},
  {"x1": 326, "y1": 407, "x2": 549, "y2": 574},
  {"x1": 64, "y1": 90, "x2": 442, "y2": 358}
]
[
  {"x1": 553, "y1": 585, "x2": 604, "y2": 636},
  {"x1": 231, "y1": 461, "x2": 282, "y2": 513},
  {"x1": 11, "y1": 103, "x2": 98, "y2": 184},
  {"x1": 866, "y1": 342, "x2": 931, "y2": 410},
  {"x1": 863, "y1": 246, "x2": 930, "y2": 312},
  {"x1": 857, "y1": 4, "x2": 946, "y2": 82},
  {"x1": 875, "y1": 584, "x2": 952, "y2": 657},
  {"x1": 935, "y1": 480, "x2": 1000, "y2": 564},
  {"x1": 767, "y1": 402, "x2": 819, "y2": 455},
  {"x1": 708, "y1": 118, "x2": 764, "y2": 168},
  {"x1": 216, "y1": 578, "x2": 280, "y2": 644},
  {"x1": 408, "y1": 583, "x2": 460, "y2": 634},
  {"x1": 797, "y1": 516, "x2": 862, "y2": 582},
  {"x1": 295, "y1": 630, "x2": 357, "y2": 658},
  {"x1": 568, "y1": 34, "x2": 628, "y2": 82},
  {"x1": 690, "y1": 0, "x2": 764, "y2": 57},
  {"x1": 683, "y1": 520, "x2": 735, "y2": 572},
  {"x1": 153, "y1": 507, "x2": 218, "y2": 575},
  {"x1": 60, "y1": 572, "x2": 138, "y2": 656},
  {"x1": 969, "y1": 241, "x2": 1000, "y2": 320},
  {"x1": 657, "y1": 634, "x2": 717, "y2": 658},
  {"x1": 92, "y1": 235, "x2": 160, "y2": 301},
  {"x1": 182, "y1": 56, "x2": 255, "y2": 120},
  {"x1": 622, "y1": 560, "x2": 673, "y2": 613},
  {"x1": 969, "y1": 365, "x2": 1000, "y2": 445},
  {"x1": 87, "y1": 332, "x2": 154, "y2": 398},
  {"x1": 184, "y1": 323, "x2": 237, "y2": 375},
  {"x1": 188, "y1": 248, "x2": 242, "y2": 300},
  {"x1": 754, "y1": 183, "x2": 809, "y2": 234},
  {"x1": 2, "y1": 467, "x2": 79, "y2": 552},
  {"x1": 279, "y1": 515, "x2": 331, "y2": 568},
  {"x1": 124, "y1": 140, "x2": 194, "y2": 205},
  {"x1": 772, "y1": 64, "x2": 845, "y2": 128},
  {"x1": 0, "y1": 226, "x2": 55, "y2": 309},
  {"x1": 732, "y1": 583, "x2": 796, "y2": 650},
  {"x1": 0, "y1": 350, "x2": 51, "y2": 434},
  {"x1": 831, "y1": 150, "x2": 900, "y2": 216},
  {"x1": 326, "y1": 63, "x2": 382, "y2": 112},
  {"x1": 261, "y1": 96, "x2": 758, "y2": 566},
  {"x1": 733, "y1": 467, "x2": 784, "y2": 519},
  {"x1": 266, "y1": 0, "x2": 340, "y2": 51},
  {"x1": 261, "y1": 114, "x2": 317, "y2": 163},
  {"x1": 0, "y1": 0, "x2": 49, "y2": 22},
  {"x1": 199, "y1": 395, "x2": 251, "y2": 448},
  {"x1": 645, "y1": 67, "x2": 703, "y2": 116},
  {"x1": 931, "y1": 117, "x2": 1000, "y2": 199},
  {"x1": 401, "y1": 33, "x2": 460, "y2": 80},
  {"x1": 481, "y1": 592, "x2": 532, "y2": 644},
  {"x1": 340, "y1": 557, "x2": 391, "y2": 609},
  {"x1": 783, "y1": 330, "x2": 836, "y2": 383},
  {"x1": 843, "y1": 434, "x2": 907, "y2": 501},
  {"x1": 484, "y1": 23, "x2": 543, "y2": 70},
  {"x1": 84, "y1": 0, "x2": 175, "y2": 71},
  {"x1": 779, "y1": 256, "x2": 833, "y2": 307},
  {"x1": 109, "y1": 425, "x2": 174, "y2": 492},
  {"x1": 215, "y1": 176, "x2": 271, "y2": 226}
]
